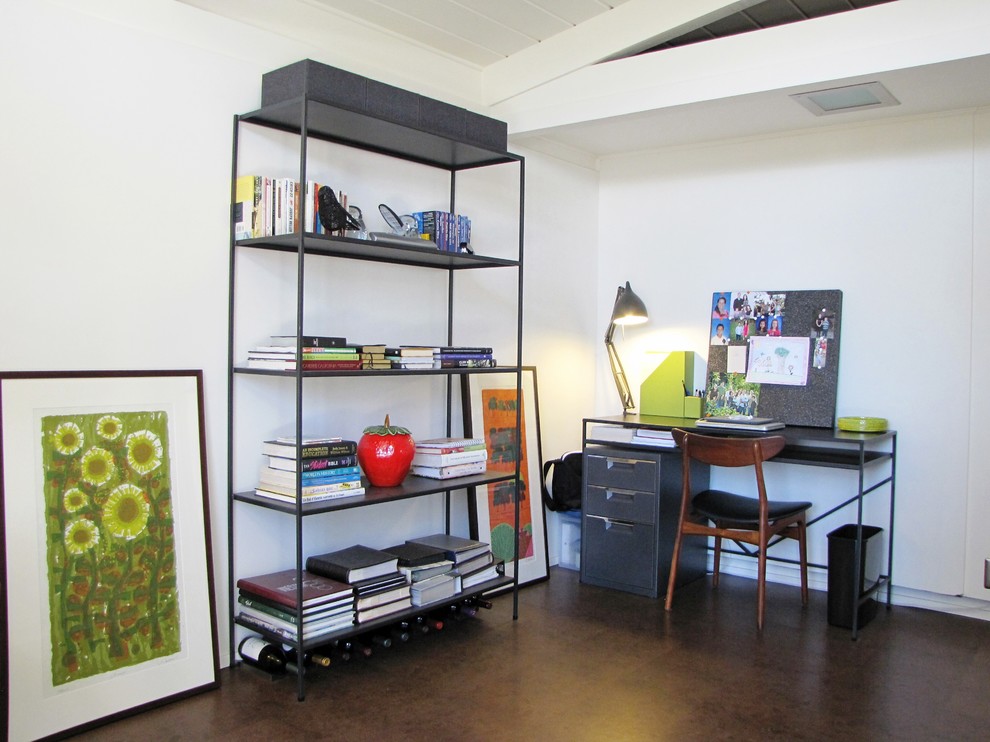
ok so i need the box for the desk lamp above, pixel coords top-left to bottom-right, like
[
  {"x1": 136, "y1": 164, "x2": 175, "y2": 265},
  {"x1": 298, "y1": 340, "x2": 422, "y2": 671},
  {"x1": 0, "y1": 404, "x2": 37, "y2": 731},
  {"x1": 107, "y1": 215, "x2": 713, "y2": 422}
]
[{"x1": 605, "y1": 281, "x2": 648, "y2": 412}]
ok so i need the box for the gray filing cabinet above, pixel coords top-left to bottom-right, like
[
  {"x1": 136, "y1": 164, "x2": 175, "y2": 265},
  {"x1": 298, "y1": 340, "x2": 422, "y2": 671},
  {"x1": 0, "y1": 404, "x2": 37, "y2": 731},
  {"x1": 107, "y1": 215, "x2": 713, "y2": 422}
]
[{"x1": 580, "y1": 445, "x2": 708, "y2": 598}]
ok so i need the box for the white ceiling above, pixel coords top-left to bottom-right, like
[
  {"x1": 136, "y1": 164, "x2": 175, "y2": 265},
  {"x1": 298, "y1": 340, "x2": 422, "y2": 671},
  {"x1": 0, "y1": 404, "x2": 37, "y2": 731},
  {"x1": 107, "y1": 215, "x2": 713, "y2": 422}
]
[
  {"x1": 302, "y1": 0, "x2": 634, "y2": 68},
  {"x1": 183, "y1": 0, "x2": 990, "y2": 158}
]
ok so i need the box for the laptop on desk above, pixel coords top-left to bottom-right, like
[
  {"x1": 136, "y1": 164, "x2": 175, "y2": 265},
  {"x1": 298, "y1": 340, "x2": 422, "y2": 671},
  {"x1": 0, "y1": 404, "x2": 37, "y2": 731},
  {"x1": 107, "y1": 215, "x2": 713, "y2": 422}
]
[{"x1": 695, "y1": 416, "x2": 785, "y2": 433}]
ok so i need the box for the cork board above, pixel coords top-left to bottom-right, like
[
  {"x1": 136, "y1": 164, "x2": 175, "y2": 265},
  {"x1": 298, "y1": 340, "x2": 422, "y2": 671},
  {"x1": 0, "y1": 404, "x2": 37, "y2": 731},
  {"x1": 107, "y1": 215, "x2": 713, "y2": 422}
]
[{"x1": 705, "y1": 289, "x2": 842, "y2": 428}]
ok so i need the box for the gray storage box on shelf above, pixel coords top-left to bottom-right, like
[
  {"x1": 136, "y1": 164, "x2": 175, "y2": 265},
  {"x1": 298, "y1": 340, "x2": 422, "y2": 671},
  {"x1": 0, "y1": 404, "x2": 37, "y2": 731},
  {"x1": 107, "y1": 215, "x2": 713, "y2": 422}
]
[
  {"x1": 261, "y1": 59, "x2": 507, "y2": 153},
  {"x1": 827, "y1": 524, "x2": 884, "y2": 629}
]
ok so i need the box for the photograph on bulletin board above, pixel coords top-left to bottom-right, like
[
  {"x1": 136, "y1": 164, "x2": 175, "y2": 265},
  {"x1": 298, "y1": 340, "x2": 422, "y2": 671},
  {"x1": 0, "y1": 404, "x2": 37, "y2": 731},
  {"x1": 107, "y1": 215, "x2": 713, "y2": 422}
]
[{"x1": 703, "y1": 289, "x2": 842, "y2": 428}]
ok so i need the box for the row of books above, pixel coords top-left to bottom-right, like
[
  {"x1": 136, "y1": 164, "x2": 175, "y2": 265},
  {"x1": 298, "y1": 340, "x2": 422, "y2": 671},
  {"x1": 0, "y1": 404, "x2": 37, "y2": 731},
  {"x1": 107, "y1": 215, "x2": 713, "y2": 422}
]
[
  {"x1": 255, "y1": 437, "x2": 364, "y2": 504},
  {"x1": 233, "y1": 177, "x2": 474, "y2": 253},
  {"x1": 411, "y1": 210, "x2": 471, "y2": 253},
  {"x1": 245, "y1": 336, "x2": 496, "y2": 371},
  {"x1": 384, "y1": 345, "x2": 496, "y2": 370},
  {"x1": 235, "y1": 534, "x2": 502, "y2": 641},
  {"x1": 410, "y1": 436, "x2": 487, "y2": 480},
  {"x1": 234, "y1": 176, "x2": 347, "y2": 239}
]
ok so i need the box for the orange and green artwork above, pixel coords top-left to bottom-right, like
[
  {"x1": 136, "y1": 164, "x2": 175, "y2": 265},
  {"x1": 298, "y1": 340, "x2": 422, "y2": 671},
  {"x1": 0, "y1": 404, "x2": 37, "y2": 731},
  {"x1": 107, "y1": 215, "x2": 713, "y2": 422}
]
[
  {"x1": 41, "y1": 410, "x2": 180, "y2": 686},
  {"x1": 481, "y1": 388, "x2": 534, "y2": 563}
]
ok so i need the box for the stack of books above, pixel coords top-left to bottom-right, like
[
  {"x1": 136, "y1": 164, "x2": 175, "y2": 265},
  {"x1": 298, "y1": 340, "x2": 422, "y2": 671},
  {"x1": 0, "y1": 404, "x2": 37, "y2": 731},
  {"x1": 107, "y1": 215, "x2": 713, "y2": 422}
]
[
  {"x1": 385, "y1": 346, "x2": 438, "y2": 370},
  {"x1": 383, "y1": 541, "x2": 455, "y2": 582},
  {"x1": 235, "y1": 568, "x2": 355, "y2": 641},
  {"x1": 437, "y1": 346, "x2": 496, "y2": 369},
  {"x1": 630, "y1": 428, "x2": 676, "y2": 447},
  {"x1": 356, "y1": 343, "x2": 389, "y2": 370},
  {"x1": 411, "y1": 437, "x2": 487, "y2": 480},
  {"x1": 306, "y1": 545, "x2": 412, "y2": 624},
  {"x1": 246, "y1": 336, "x2": 361, "y2": 371},
  {"x1": 256, "y1": 437, "x2": 364, "y2": 504},
  {"x1": 406, "y1": 533, "x2": 501, "y2": 591},
  {"x1": 409, "y1": 572, "x2": 459, "y2": 606}
]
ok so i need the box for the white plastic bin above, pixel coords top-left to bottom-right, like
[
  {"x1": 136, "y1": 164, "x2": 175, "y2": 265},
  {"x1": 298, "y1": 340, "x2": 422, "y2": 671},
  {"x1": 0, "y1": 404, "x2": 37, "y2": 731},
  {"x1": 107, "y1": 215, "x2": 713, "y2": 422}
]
[{"x1": 559, "y1": 511, "x2": 581, "y2": 570}]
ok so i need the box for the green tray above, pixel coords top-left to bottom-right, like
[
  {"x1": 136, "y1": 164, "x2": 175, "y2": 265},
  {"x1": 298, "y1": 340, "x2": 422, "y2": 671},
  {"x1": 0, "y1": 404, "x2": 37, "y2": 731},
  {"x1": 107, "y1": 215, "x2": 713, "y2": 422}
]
[{"x1": 836, "y1": 416, "x2": 888, "y2": 433}]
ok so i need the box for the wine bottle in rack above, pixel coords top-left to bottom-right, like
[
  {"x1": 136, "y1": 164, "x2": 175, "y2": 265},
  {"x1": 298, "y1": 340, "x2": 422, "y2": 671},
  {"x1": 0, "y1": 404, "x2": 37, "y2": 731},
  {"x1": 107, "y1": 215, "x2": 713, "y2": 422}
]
[
  {"x1": 464, "y1": 596, "x2": 493, "y2": 610},
  {"x1": 400, "y1": 618, "x2": 428, "y2": 636},
  {"x1": 390, "y1": 624, "x2": 412, "y2": 643},
  {"x1": 284, "y1": 647, "x2": 331, "y2": 672},
  {"x1": 417, "y1": 615, "x2": 443, "y2": 632},
  {"x1": 365, "y1": 633, "x2": 392, "y2": 649},
  {"x1": 343, "y1": 639, "x2": 373, "y2": 658},
  {"x1": 238, "y1": 636, "x2": 288, "y2": 675},
  {"x1": 328, "y1": 639, "x2": 353, "y2": 661}
]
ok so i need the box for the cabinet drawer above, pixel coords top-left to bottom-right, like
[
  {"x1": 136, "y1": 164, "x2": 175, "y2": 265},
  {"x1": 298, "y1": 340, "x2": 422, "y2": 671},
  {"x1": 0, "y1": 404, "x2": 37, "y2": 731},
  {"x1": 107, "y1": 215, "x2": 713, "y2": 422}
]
[
  {"x1": 585, "y1": 485, "x2": 657, "y2": 524},
  {"x1": 582, "y1": 514, "x2": 657, "y2": 595},
  {"x1": 585, "y1": 452, "x2": 657, "y2": 490}
]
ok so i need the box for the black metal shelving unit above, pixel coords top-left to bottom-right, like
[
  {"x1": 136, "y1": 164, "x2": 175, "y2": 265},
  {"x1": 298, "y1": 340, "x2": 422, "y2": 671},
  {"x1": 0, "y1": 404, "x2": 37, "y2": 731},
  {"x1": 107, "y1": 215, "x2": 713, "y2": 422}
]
[{"x1": 227, "y1": 89, "x2": 525, "y2": 700}]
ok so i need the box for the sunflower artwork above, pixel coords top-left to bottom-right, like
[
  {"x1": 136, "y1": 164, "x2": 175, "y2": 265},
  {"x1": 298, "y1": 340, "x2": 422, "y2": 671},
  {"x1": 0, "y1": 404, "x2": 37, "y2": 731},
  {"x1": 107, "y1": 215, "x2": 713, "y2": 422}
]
[{"x1": 41, "y1": 410, "x2": 180, "y2": 686}]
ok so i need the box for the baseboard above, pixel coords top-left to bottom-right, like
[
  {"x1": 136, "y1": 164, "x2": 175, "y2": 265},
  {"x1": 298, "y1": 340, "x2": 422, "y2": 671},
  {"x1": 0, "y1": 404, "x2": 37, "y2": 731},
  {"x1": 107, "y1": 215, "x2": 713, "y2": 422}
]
[{"x1": 714, "y1": 554, "x2": 990, "y2": 622}]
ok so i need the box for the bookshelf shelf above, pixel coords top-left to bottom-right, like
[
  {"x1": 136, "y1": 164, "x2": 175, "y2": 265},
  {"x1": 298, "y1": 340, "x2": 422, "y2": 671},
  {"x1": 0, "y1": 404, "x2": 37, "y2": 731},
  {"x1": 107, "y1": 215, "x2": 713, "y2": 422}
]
[
  {"x1": 233, "y1": 365, "x2": 519, "y2": 379},
  {"x1": 236, "y1": 232, "x2": 519, "y2": 269},
  {"x1": 228, "y1": 64, "x2": 524, "y2": 701},
  {"x1": 233, "y1": 572, "x2": 514, "y2": 652},
  {"x1": 233, "y1": 470, "x2": 516, "y2": 515}
]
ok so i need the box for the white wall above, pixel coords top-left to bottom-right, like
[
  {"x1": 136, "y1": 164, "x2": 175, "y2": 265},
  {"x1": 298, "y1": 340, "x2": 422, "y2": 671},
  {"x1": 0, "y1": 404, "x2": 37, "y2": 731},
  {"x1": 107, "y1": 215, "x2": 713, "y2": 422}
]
[
  {"x1": 597, "y1": 110, "x2": 986, "y2": 596},
  {"x1": 0, "y1": 0, "x2": 599, "y2": 669}
]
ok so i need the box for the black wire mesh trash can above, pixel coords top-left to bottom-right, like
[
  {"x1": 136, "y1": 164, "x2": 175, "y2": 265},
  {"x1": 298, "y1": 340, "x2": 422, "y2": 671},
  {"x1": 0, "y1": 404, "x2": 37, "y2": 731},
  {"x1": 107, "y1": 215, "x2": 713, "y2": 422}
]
[{"x1": 827, "y1": 524, "x2": 884, "y2": 629}]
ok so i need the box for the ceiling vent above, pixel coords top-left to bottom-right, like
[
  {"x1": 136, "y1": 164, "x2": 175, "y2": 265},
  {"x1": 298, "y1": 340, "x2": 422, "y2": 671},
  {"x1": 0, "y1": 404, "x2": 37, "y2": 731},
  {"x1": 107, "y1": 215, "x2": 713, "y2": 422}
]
[{"x1": 789, "y1": 81, "x2": 900, "y2": 116}]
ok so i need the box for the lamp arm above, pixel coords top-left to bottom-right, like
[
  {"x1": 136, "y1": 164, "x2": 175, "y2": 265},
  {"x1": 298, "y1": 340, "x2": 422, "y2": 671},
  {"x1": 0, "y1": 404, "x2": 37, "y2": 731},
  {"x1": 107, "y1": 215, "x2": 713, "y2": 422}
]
[{"x1": 606, "y1": 337, "x2": 635, "y2": 412}]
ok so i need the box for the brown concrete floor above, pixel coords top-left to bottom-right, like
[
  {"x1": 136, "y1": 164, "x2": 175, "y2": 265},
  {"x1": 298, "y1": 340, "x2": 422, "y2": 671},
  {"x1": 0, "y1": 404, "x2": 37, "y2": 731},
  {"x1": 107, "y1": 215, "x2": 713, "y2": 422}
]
[{"x1": 69, "y1": 567, "x2": 990, "y2": 741}]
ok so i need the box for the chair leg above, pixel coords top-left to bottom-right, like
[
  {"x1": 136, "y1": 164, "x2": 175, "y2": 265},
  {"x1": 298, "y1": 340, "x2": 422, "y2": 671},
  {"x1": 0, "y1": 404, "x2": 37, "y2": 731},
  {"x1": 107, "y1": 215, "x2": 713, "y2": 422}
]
[
  {"x1": 665, "y1": 527, "x2": 684, "y2": 612},
  {"x1": 798, "y1": 518, "x2": 809, "y2": 606},
  {"x1": 712, "y1": 534, "x2": 722, "y2": 588},
  {"x1": 757, "y1": 540, "x2": 767, "y2": 630}
]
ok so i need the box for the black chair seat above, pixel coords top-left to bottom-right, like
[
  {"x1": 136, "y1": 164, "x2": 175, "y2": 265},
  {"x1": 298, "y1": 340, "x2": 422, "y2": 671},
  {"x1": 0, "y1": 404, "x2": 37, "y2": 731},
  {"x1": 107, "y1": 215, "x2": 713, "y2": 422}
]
[{"x1": 693, "y1": 489, "x2": 813, "y2": 525}]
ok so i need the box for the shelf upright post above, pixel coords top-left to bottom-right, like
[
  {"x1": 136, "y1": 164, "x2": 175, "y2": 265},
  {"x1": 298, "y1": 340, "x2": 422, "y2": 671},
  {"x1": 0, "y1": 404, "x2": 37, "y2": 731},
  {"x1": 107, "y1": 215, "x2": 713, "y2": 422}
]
[
  {"x1": 226, "y1": 113, "x2": 241, "y2": 669},
  {"x1": 444, "y1": 169, "x2": 457, "y2": 535},
  {"x1": 512, "y1": 156, "x2": 525, "y2": 620},
  {"x1": 291, "y1": 94, "x2": 310, "y2": 701},
  {"x1": 886, "y1": 434, "x2": 896, "y2": 609}
]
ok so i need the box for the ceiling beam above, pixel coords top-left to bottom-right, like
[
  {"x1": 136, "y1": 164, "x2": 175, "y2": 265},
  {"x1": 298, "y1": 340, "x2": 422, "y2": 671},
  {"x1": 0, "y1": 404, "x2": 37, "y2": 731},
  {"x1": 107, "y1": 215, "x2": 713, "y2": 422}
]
[{"x1": 481, "y1": 0, "x2": 763, "y2": 106}]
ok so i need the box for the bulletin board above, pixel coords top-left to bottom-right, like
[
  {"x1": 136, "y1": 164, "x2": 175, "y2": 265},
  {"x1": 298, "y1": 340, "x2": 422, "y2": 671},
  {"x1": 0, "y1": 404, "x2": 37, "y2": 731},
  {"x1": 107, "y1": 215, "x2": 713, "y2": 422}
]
[{"x1": 705, "y1": 289, "x2": 842, "y2": 428}]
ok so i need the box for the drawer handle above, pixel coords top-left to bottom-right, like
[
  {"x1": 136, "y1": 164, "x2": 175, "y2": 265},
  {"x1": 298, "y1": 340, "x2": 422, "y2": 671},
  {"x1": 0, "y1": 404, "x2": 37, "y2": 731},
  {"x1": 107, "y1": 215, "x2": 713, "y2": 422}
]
[
  {"x1": 604, "y1": 519, "x2": 635, "y2": 534},
  {"x1": 606, "y1": 457, "x2": 638, "y2": 470},
  {"x1": 605, "y1": 489, "x2": 636, "y2": 504}
]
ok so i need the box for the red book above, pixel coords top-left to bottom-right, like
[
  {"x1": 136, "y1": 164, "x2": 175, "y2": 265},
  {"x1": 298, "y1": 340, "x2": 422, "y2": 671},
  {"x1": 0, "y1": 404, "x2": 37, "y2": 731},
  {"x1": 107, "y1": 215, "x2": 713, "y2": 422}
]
[
  {"x1": 302, "y1": 359, "x2": 362, "y2": 370},
  {"x1": 236, "y1": 569, "x2": 353, "y2": 608}
]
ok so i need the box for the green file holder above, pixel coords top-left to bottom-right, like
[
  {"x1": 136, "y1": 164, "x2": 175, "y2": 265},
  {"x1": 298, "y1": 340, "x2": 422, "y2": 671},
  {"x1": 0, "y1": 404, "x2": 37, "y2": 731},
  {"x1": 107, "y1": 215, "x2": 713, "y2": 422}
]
[{"x1": 640, "y1": 351, "x2": 701, "y2": 418}]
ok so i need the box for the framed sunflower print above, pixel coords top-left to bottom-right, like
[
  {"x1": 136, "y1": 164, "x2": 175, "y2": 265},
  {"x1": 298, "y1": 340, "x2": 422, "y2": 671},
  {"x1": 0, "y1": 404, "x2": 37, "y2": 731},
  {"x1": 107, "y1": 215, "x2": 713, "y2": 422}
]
[{"x1": 0, "y1": 370, "x2": 219, "y2": 741}]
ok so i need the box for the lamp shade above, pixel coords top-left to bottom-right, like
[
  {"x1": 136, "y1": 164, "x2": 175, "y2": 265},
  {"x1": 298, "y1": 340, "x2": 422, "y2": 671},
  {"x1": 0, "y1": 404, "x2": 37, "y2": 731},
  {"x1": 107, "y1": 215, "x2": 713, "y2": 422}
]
[{"x1": 611, "y1": 282, "x2": 648, "y2": 326}]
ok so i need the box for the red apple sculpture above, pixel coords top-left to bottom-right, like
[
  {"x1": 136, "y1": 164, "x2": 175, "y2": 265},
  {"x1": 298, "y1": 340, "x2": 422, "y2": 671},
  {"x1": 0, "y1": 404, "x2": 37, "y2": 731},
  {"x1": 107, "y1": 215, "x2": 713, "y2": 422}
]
[{"x1": 357, "y1": 415, "x2": 415, "y2": 487}]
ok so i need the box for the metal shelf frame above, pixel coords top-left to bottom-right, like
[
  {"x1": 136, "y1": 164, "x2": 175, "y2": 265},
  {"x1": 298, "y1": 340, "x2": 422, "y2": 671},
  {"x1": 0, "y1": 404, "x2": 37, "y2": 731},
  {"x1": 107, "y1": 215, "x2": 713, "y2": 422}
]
[{"x1": 227, "y1": 91, "x2": 525, "y2": 700}]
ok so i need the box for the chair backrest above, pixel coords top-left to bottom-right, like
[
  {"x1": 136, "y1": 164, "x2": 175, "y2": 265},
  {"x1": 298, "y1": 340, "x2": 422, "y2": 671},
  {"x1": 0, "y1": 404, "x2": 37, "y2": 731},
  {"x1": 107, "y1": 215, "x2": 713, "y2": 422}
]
[
  {"x1": 672, "y1": 429, "x2": 786, "y2": 510},
  {"x1": 671, "y1": 429, "x2": 785, "y2": 468}
]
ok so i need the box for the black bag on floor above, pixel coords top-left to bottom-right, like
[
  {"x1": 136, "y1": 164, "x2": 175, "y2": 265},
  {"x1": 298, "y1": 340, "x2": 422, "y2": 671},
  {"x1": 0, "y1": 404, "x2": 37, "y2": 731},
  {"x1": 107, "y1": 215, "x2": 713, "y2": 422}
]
[{"x1": 542, "y1": 451, "x2": 582, "y2": 512}]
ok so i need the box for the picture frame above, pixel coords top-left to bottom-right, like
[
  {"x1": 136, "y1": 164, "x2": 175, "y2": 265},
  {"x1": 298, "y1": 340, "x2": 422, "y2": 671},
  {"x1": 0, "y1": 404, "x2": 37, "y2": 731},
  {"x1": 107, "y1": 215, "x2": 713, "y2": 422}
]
[
  {"x1": 464, "y1": 367, "x2": 549, "y2": 588},
  {"x1": 0, "y1": 370, "x2": 219, "y2": 741}
]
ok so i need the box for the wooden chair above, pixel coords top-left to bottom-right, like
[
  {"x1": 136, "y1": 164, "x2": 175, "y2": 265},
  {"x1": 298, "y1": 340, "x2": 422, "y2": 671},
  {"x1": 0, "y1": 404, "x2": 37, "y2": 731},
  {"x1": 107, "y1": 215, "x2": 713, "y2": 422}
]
[{"x1": 665, "y1": 428, "x2": 812, "y2": 629}]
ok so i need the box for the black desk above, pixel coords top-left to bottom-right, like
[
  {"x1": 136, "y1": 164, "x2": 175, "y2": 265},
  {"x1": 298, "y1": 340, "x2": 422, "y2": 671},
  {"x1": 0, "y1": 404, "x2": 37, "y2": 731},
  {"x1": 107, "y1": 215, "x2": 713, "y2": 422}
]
[{"x1": 582, "y1": 415, "x2": 897, "y2": 637}]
